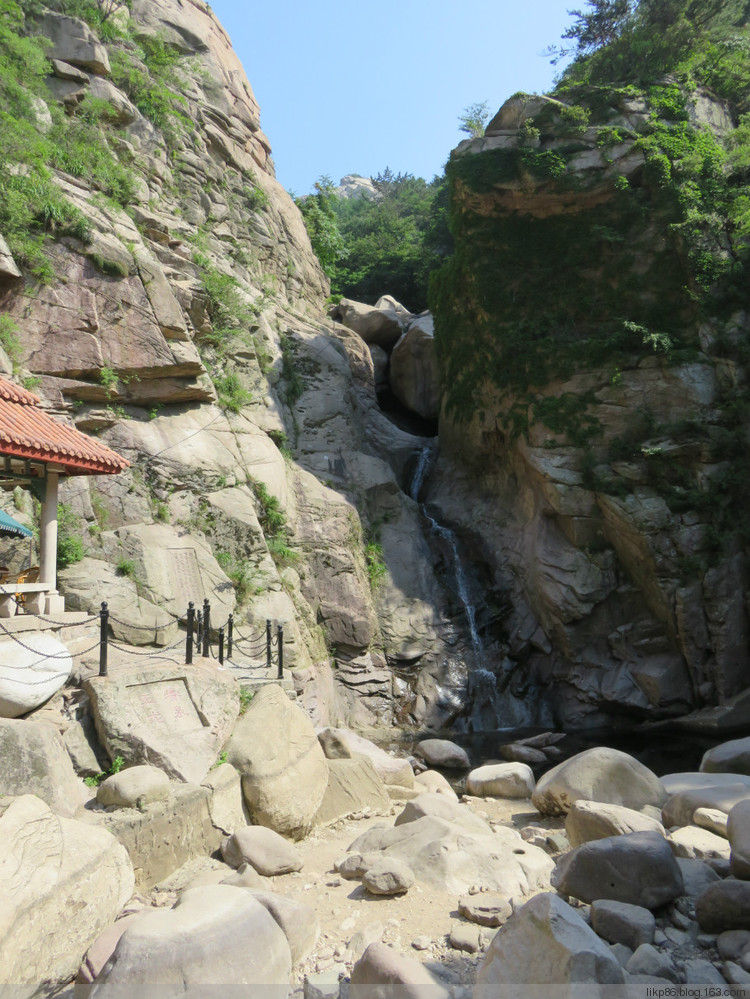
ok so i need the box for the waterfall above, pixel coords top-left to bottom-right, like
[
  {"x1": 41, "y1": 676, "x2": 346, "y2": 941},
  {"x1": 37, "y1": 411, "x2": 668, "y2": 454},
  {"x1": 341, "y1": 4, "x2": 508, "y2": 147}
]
[
  {"x1": 409, "y1": 444, "x2": 434, "y2": 502},
  {"x1": 407, "y1": 442, "x2": 541, "y2": 731}
]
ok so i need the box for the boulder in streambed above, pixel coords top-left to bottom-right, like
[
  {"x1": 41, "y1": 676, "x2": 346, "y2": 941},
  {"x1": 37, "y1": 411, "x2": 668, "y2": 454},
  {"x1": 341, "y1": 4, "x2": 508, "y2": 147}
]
[
  {"x1": 228, "y1": 683, "x2": 329, "y2": 839},
  {"x1": 551, "y1": 831, "x2": 683, "y2": 908},
  {"x1": 565, "y1": 799, "x2": 665, "y2": 847},
  {"x1": 701, "y1": 736, "x2": 750, "y2": 776},
  {"x1": 221, "y1": 825, "x2": 303, "y2": 876},
  {"x1": 350, "y1": 942, "x2": 449, "y2": 999},
  {"x1": 91, "y1": 885, "x2": 292, "y2": 987},
  {"x1": 466, "y1": 762, "x2": 535, "y2": 798},
  {"x1": 317, "y1": 727, "x2": 414, "y2": 796},
  {"x1": 532, "y1": 747, "x2": 667, "y2": 816},
  {"x1": 728, "y1": 799, "x2": 750, "y2": 879},
  {"x1": 413, "y1": 738, "x2": 470, "y2": 770},
  {"x1": 476, "y1": 893, "x2": 625, "y2": 985},
  {"x1": 696, "y1": 880, "x2": 750, "y2": 933}
]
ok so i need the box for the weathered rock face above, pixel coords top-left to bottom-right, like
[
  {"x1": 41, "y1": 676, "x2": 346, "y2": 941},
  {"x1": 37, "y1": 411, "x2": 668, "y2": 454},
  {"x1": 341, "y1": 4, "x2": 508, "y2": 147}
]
[
  {"x1": 429, "y1": 84, "x2": 750, "y2": 727},
  {"x1": 0, "y1": 795, "x2": 134, "y2": 987}
]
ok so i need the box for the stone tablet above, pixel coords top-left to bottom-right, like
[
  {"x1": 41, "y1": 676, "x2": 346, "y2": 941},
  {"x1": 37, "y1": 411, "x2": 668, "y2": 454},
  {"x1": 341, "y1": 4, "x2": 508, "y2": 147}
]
[
  {"x1": 127, "y1": 678, "x2": 203, "y2": 736},
  {"x1": 167, "y1": 548, "x2": 204, "y2": 608},
  {"x1": 86, "y1": 664, "x2": 239, "y2": 785}
]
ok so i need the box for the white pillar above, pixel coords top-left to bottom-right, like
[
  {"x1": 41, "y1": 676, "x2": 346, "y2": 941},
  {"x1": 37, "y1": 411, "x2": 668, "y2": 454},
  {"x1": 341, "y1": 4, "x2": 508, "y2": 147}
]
[{"x1": 39, "y1": 471, "x2": 58, "y2": 589}]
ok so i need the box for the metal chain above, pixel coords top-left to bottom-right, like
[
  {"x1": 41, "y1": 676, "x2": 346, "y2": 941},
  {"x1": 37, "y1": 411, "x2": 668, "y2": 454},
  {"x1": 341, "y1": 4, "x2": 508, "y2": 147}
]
[
  {"x1": 0, "y1": 621, "x2": 85, "y2": 658},
  {"x1": 35, "y1": 614, "x2": 99, "y2": 628},
  {"x1": 109, "y1": 634, "x2": 186, "y2": 656},
  {"x1": 108, "y1": 615, "x2": 177, "y2": 632}
]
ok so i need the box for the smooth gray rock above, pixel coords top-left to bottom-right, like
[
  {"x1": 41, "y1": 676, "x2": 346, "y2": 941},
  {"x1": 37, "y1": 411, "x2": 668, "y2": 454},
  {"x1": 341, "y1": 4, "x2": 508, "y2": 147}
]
[
  {"x1": 458, "y1": 892, "x2": 513, "y2": 927},
  {"x1": 221, "y1": 825, "x2": 303, "y2": 875},
  {"x1": 248, "y1": 891, "x2": 319, "y2": 964},
  {"x1": 626, "y1": 944, "x2": 679, "y2": 982},
  {"x1": 0, "y1": 633, "x2": 72, "y2": 718},
  {"x1": 466, "y1": 762, "x2": 535, "y2": 798},
  {"x1": 696, "y1": 881, "x2": 750, "y2": 933},
  {"x1": 728, "y1": 799, "x2": 750, "y2": 879},
  {"x1": 350, "y1": 942, "x2": 449, "y2": 998},
  {"x1": 669, "y1": 824, "x2": 732, "y2": 861},
  {"x1": 413, "y1": 738, "x2": 470, "y2": 769},
  {"x1": 724, "y1": 961, "x2": 750, "y2": 984},
  {"x1": 97, "y1": 765, "x2": 171, "y2": 808},
  {"x1": 566, "y1": 798, "x2": 665, "y2": 847},
  {"x1": 92, "y1": 886, "x2": 291, "y2": 987},
  {"x1": 362, "y1": 858, "x2": 415, "y2": 895},
  {"x1": 476, "y1": 893, "x2": 625, "y2": 985},
  {"x1": 717, "y1": 929, "x2": 750, "y2": 961},
  {"x1": 684, "y1": 959, "x2": 727, "y2": 985},
  {"x1": 0, "y1": 718, "x2": 84, "y2": 817},
  {"x1": 449, "y1": 922, "x2": 481, "y2": 953},
  {"x1": 663, "y1": 783, "x2": 750, "y2": 828},
  {"x1": 677, "y1": 857, "x2": 721, "y2": 898},
  {"x1": 552, "y1": 831, "x2": 684, "y2": 908},
  {"x1": 394, "y1": 792, "x2": 489, "y2": 833},
  {"x1": 591, "y1": 900, "x2": 656, "y2": 950},
  {"x1": 533, "y1": 747, "x2": 667, "y2": 816},
  {"x1": 701, "y1": 736, "x2": 750, "y2": 776},
  {"x1": 413, "y1": 769, "x2": 458, "y2": 800}
]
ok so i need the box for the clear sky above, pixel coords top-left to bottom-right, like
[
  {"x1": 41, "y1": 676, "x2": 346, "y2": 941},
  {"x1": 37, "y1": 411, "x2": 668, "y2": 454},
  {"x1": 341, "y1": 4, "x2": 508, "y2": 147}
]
[{"x1": 209, "y1": 1, "x2": 576, "y2": 196}]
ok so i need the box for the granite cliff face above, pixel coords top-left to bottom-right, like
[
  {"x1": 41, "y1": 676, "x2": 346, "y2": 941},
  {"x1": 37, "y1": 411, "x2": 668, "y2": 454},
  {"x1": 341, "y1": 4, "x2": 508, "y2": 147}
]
[{"x1": 429, "y1": 86, "x2": 750, "y2": 727}]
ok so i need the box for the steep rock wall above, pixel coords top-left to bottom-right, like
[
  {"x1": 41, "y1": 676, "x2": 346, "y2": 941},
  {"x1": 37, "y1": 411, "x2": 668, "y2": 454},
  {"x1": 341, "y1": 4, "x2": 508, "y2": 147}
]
[{"x1": 430, "y1": 86, "x2": 750, "y2": 727}]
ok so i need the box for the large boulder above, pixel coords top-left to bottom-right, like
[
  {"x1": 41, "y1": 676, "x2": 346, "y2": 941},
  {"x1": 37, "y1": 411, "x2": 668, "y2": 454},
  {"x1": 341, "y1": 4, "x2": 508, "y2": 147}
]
[
  {"x1": 590, "y1": 900, "x2": 656, "y2": 950},
  {"x1": 227, "y1": 684, "x2": 329, "y2": 839},
  {"x1": 389, "y1": 314, "x2": 440, "y2": 420},
  {"x1": 701, "y1": 736, "x2": 750, "y2": 776},
  {"x1": 413, "y1": 769, "x2": 458, "y2": 800},
  {"x1": 248, "y1": 891, "x2": 319, "y2": 964},
  {"x1": 466, "y1": 762, "x2": 535, "y2": 798},
  {"x1": 662, "y1": 782, "x2": 750, "y2": 828},
  {"x1": 86, "y1": 662, "x2": 239, "y2": 785},
  {"x1": 221, "y1": 825, "x2": 303, "y2": 876},
  {"x1": 329, "y1": 298, "x2": 404, "y2": 348},
  {"x1": 97, "y1": 765, "x2": 171, "y2": 809},
  {"x1": 696, "y1": 881, "x2": 750, "y2": 933},
  {"x1": 728, "y1": 799, "x2": 750, "y2": 879},
  {"x1": 552, "y1": 831, "x2": 684, "y2": 908},
  {"x1": 0, "y1": 795, "x2": 134, "y2": 986},
  {"x1": 314, "y1": 755, "x2": 391, "y2": 826},
  {"x1": 565, "y1": 799, "x2": 666, "y2": 847},
  {"x1": 350, "y1": 942, "x2": 450, "y2": 999},
  {"x1": 36, "y1": 11, "x2": 110, "y2": 74},
  {"x1": 532, "y1": 748, "x2": 667, "y2": 816},
  {"x1": 0, "y1": 633, "x2": 72, "y2": 718},
  {"x1": 476, "y1": 893, "x2": 625, "y2": 985},
  {"x1": 344, "y1": 811, "x2": 553, "y2": 897},
  {"x1": 413, "y1": 738, "x2": 470, "y2": 770},
  {"x1": 0, "y1": 718, "x2": 84, "y2": 816},
  {"x1": 91, "y1": 885, "x2": 292, "y2": 987},
  {"x1": 317, "y1": 728, "x2": 414, "y2": 794}
]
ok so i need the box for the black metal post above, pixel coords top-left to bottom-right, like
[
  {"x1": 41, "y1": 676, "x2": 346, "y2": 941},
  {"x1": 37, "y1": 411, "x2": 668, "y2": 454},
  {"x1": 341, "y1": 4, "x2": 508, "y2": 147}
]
[
  {"x1": 218, "y1": 626, "x2": 225, "y2": 664},
  {"x1": 202, "y1": 598, "x2": 210, "y2": 657},
  {"x1": 227, "y1": 613, "x2": 233, "y2": 660},
  {"x1": 277, "y1": 623, "x2": 284, "y2": 678},
  {"x1": 186, "y1": 601, "x2": 194, "y2": 665},
  {"x1": 196, "y1": 609, "x2": 203, "y2": 650},
  {"x1": 266, "y1": 619, "x2": 272, "y2": 671},
  {"x1": 99, "y1": 601, "x2": 109, "y2": 677}
]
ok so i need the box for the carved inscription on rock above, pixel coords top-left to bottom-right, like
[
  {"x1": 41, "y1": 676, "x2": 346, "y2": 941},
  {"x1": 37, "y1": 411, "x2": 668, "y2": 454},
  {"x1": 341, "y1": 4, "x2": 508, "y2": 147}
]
[
  {"x1": 126, "y1": 678, "x2": 204, "y2": 735},
  {"x1": 167, "y1": 548, "x2": 204, "y2": 608}
]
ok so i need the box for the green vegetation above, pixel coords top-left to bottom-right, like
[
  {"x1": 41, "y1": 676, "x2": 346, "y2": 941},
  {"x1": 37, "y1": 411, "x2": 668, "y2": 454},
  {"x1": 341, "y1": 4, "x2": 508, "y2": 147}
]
[
  {"x1": 297, "y1": 171, "x2": 451, "y2": 312},
  {"x1": 83, "y1": 753, "x2": 125, "y2": 788},
  {"x1": 215, "y1": 550, "x2": 260, "y2": 603},
  {"x1": 430, "y1": 0, "x2": 750, "y2": 568},
  {"x1": 0, "y1": 316, "x2": 22, "y2": 373},
  {"x1": 458, "y1": 101, "x2": 490, "y2": 138},
  {"x1": 252, "y1": 480, "x2": 298, "y2": 567},
  {"x1": 364, "y1": 541, "x2": 387, "y2": 590},
  {"x1": 115, "y1": 557, "x2": 136, "y2": 578},
  {"x1": 239, "y1": 687, "x2": 254, "y2": 713},
  {"x1": 57, "y1": 503, "x2": 85, "y2": 568}
]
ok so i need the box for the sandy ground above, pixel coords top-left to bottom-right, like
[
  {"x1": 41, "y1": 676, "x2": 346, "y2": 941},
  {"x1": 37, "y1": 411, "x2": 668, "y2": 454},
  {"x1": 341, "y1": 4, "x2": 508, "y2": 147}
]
[{"x1": 144, "y1": 794, "x2": 566, "y2": 991}]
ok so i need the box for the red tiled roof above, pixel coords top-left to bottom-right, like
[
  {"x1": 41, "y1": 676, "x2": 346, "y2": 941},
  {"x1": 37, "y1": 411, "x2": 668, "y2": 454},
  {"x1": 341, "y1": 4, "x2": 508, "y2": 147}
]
[{"x1": 0, "y1": 377, "x2": 129, "y2": 474}]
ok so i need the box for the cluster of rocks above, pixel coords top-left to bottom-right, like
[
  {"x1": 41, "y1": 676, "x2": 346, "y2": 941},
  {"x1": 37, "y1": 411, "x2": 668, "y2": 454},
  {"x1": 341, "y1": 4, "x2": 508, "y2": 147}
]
[
  {"x1": 3, "y1": 693, "x2": 750, "y2": 993},
  {"x1": 329, "y1": 296, "x2": 439, "y2": 421}
]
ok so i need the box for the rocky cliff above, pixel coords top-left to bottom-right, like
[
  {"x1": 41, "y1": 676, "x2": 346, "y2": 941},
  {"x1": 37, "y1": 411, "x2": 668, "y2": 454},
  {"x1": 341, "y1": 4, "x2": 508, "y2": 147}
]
[
  {"x1": 0, "y1": 0, "x2": 469, "y2": 734},
  {"x1": 429, "y1": 84, "x2": 750, "y2": 727}
]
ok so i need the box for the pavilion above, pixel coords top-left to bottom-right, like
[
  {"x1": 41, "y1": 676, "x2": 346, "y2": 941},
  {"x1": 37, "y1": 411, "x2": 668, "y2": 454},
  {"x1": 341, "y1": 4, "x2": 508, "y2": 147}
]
[{"x1": 0, "y1": 377, "x2": 129, "y2": 616}]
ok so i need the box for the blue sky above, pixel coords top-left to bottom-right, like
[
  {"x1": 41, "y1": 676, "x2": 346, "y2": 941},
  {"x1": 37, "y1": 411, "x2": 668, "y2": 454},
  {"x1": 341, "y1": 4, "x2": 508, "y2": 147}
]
[{"x1": 210, "y1": 1, "x2": 576, "y2": 195}]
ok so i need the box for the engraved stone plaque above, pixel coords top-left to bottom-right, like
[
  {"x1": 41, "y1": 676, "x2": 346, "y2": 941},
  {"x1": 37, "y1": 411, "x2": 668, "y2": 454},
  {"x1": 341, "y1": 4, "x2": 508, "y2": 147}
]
[
  {"x1": 126, "y1": 677, "x2": 204, "y2": 735},
  {"x1": 167, "y1": 548, "x2": 204, "y2": 608}
]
